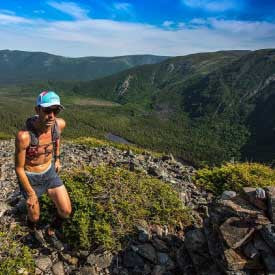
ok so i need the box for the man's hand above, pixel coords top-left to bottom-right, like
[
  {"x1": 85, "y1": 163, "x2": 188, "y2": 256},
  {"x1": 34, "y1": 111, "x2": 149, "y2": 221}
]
[
  {"x1": 55, "y1": 159, "x2": 62, "y2": 173},
  {"x1": 26, "y1": 193, "x2": 38, "y2": 209}
]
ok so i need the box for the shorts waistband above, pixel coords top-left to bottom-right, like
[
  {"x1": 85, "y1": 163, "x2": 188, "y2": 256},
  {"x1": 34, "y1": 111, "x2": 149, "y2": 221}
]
[{"x1": 25, "y1": 163, "x2": 52, "y2": 175}]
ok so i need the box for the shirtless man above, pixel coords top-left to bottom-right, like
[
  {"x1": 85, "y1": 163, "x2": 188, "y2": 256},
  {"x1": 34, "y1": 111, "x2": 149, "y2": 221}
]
[{"x1": 15, "y1": 91, "x2": 71, "y2": 250}]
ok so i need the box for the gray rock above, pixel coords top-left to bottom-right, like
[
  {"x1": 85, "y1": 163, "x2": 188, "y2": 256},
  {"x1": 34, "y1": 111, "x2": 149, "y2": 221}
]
[
  {"x1": 0, "y1": 201, "x2": 11, "y2": 218},
  {"x1": 151, "y1": 265, "x2": 166, "y2": 275},
  {"x1": 256, "y1": 188, "x2": 266, "y2": 199},
  {"x1": 266, "y1": 186, "x2": 275, "y2": 223},
  {"x1": 151, "y1": 238, "x2": 169, "y2": 252},
  {"x1": 243, "y1": 242, "x2": 259, "y2": 259},
  {"x1": 123, "y1": 251, "x2": 144, "y2": 267},
  {"x1": 261, "y1": 251, "x2": 275, "y2": 273},
  {"x1": 135, "y1": 243, "x2": 157, "y2": 263},
  {"x1": 78, "y1": 266, "x2": 97, "y2": 275},
  {"x1": 35, "y1": 256, "x2": 52, "y2": 272},
  {"x1": 136, "y1": 225, "x2": 150, "y2": 242},
  {"x1": 52, "y1": 261, "x2": 65, "y2": 275},
  {"x1": 185, "y1": 228, "x2": 217, "y2": 274},
  {"x1": 221, "y1": 191, "x2": 237, "y2": 200},
  {"x1": 86, "y1": 252, "x2": 113, "y2": 269},
  {"x1": 219, "y1": 217, "x2": 255, "y2": 249},
  {"x1": 157, "y1": 252, "x2": 170, "y2": 265},
  {"x1": 243, "y1": 187, "x2": 267, "y2": 211},
  {"x1": 260, "y1": 224, "x2": 275, "y2": 252}
]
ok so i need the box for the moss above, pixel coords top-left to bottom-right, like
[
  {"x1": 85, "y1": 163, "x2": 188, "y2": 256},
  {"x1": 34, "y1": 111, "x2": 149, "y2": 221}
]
[
  {"x1": 41, "y1": 165, "x2": 191, "y2": 251},
  {"x1": 0, "y1": 132, "x2": 13, "y2": 140},
  {"x1": 195, "y1": 162, "x2": 275, "y2": 195},
  {"x1": 0, "y1": 226, "x2": 35, "y2": 274},
  {"x1": 71, "y1": 136, "x2": 162, "y2": 157}
]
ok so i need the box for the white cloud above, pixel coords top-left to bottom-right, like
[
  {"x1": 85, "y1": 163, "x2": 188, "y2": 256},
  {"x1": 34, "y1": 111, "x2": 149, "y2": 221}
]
[
  {"x1": 0, "y1": 13, "x2": 32, "y2": 24},
  {"x1": 163, "y1": 21, "x2": 174, "y2": 27},
  {"x1": 34, "y1": 10, "x2": 46, "y2": 14},
  {"x1": 113, "y1": 2, "x2": 132, "y2": 12},
  {"x1": 182, "y1": 0, "x2": 240, "y2": 12},
  {"x1": 0, "y1": 9, "x2": 274, "y2": 57},
  {"x1": 47, "y1": 1, "x2": 89, "y2": 19}
]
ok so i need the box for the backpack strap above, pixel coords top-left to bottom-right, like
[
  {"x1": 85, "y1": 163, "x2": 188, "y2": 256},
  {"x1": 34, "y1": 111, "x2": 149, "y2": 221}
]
[
  {"x1": 52, "y1": 120, "x2": 60, "y2": 142},
  {"x1": 25, "y1": 115, "x2": 39, "y2": 146}
]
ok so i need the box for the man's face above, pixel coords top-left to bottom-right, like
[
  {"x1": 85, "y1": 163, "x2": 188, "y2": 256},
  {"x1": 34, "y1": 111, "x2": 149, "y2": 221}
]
[{"x1": 36, "y1": 105, "x2": 61, "y2": 127}]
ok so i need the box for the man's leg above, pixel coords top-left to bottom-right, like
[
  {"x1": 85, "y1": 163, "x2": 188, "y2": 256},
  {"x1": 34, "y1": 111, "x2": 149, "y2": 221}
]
[
  {"x1": 27, "y1": 199, "x2": 40, "y2": 225},
  {"x1": 47, "y1": 185, "x2": 72, "y2": 219}
]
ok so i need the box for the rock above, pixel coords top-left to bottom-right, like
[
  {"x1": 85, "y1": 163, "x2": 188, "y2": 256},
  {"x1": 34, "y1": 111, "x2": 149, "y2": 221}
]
[
  {"x1": 123, "y1": 251, "x2": 144, "y2": 267},
  {"x1": 136, "y1": 225, "x2": 150, "y2": 242},
  {"x1": 60, "y1": 253, "x2": 78, "y2": 266},
  {"x1": 151, "y1": 224, "x2": 163, "y2": 237},
  {"x1": 260, "y1": 224, "x2": 275, "y2": 251},
  {"x1": 35, "y1": 256, "x2": 52, "y2": 272},
  {"x1": 219, "y1": 196, "x2": 270, "y2": 225},
  {"x1": 243, "y1": 242, "x2": 259, "y2": 259},
  {"x1": 86, "y1": 252, "x2": 113, "y2": 269},
  {"x1": 223, "y1": 248, "x2": 259, "y2": 271},
  {"x1": 135, "y1": 243, "x2": 157, "y2": 263},
  {"x1": 265, "y1": 186, "x2": 275, "y2": 223},
  {"x1": 219, "y1": 217, "x2": 255, "y2": 249},
  {"x1": 0, "y1": 201, "x2": 11, "y2": 218},
  {"x1": 151, "y1": 238, "x2": 169, "y2": 252},
  {"x1": 255, "y1": 188, "x2": 266, "y2": 199},
  {"x1": 157, "y1": 252, "x2": 170, "y2": 265},
  {"x1": 52, "y1": 261, "x2": 65, "y2": 275},
  {"x1": 184, "y1": 228, "x2": 217, "y2": 274},
  {"x1": 261, "y1": 251, "x2": 275, "y2": 273},
  {"x1": 242, "y1": 187, "x2": 267, "y2": 211},
  {"x1": 221, "y1": 191, "x2": 237, "y2": 200},
  {"x1": 151, "y1": 265, "x2": 166, "y2": 275},
  {"x1": 78, "y1": 266, "x2": 98, "y2": 275}
]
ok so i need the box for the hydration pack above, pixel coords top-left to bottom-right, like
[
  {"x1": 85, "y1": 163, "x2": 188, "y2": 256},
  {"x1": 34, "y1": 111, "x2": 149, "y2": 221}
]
[{"x1": 25, "y1": 115, "x2": 60, "y2": 159}]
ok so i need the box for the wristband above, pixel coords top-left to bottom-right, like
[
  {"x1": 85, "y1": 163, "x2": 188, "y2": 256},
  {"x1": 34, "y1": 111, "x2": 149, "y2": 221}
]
[{"x1": 54, "y1": 155, "x2": 61, "y2": 160}]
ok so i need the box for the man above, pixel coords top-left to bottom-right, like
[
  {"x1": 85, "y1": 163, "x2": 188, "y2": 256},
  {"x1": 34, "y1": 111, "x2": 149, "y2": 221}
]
[{"x1": 15, "y1": 90, "x2": 71, "y2": 250}]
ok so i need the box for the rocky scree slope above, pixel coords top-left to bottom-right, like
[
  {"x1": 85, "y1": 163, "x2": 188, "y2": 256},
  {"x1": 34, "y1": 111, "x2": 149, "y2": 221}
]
[{"x1": 0, "y1": 139, "x2": 275, "y2": 274}]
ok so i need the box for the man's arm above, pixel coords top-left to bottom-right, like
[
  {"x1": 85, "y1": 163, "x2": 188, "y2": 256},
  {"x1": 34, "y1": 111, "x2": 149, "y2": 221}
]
[
  {"x1": 54, "y1": 118, "x2": 66, "y2": 172},
  {"x1": 15, "y1": 131, "x2": 38, "y2": 206}
]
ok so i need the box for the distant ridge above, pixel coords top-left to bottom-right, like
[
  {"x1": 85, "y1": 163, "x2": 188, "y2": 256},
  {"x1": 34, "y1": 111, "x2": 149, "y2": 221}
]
[{"x1": 0, "y1": 50, "x2": 168, "y2": 84}]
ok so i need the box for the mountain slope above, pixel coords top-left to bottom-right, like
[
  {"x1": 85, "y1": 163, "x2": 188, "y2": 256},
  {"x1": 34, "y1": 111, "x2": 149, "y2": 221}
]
[
  {"x1": 0, "y1": 50, "x2": 168, "y2": 84},
  {"x1": 71, "y1": 49, "x2": 275, "y2": 163}
]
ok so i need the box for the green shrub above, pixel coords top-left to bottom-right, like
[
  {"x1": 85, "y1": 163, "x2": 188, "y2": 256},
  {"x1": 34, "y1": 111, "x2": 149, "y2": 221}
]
[
  {"x1": 0, "y1": 227, "x2": 35, "y2": 274},
  {"x1": 41, "y1": 165, "x2": 191, "y2": 251},
  {"x1": 195, "y1": 162, "x2": 275, "y2": 195},
  {"x1": 0, "y1": 132, "x2": 13, "y2": 140}
]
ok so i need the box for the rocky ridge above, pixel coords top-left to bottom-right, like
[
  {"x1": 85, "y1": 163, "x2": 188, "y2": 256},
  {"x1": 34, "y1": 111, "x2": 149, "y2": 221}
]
[{"x1": 0, "y1": 139, "x2": 275, "y2": 274}]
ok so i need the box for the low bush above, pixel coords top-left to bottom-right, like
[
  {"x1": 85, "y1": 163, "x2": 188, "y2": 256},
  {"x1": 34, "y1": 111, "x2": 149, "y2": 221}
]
[
  {"x1": 41, "y1": 165, "x2": 191, "y2": 251},
  {"x1": 195, "y1": 162, "x2": 275, "y2": 195},
  {"x1": 0, "y1": 226, "x2": 34, "y2": 274}
]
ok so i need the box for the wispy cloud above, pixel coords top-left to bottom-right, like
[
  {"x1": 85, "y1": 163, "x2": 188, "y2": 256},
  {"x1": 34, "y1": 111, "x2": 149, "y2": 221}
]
[
  {"x1": 182, "y1": 0, "x2": 241, "y2": 12},
  {"x1": 47, "y1": 1, "x2": 89, "y2": 19},
  {"x1": 163, "y1": 21, "x2": 174, "y2": 27},
  {"x1": 113, "y1": 2, "x2": 132, "y2": 12},
  {"x1": 0, "y1": 5, "x2": 274, "y2": 57},
  {"x1": 0, "y1": 13, "x2": 32, "y2": 24}
]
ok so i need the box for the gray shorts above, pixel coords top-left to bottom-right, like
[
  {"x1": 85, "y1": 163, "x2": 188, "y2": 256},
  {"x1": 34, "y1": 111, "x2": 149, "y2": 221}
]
[{"x1": 19, "y1": 163, "x2": 63, "y2": 199}]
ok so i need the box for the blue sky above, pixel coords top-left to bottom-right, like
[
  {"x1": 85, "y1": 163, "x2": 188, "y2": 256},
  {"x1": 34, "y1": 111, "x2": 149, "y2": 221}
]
[{"x1": 0, "y1": 0, "x2": 274, "y2": 57}]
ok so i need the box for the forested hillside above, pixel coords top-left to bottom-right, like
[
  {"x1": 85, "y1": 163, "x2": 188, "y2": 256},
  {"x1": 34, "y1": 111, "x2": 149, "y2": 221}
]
[
  {"x1": 0, "y1": 50, "x2": 168, "y2": 84},
  {"x1": 1, "y1": 49, "x2": 275, "y2": 166}
]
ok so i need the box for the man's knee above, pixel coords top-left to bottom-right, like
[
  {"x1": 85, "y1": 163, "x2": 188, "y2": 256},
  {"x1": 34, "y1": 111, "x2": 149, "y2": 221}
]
[
  {"x1": 58, "y1": 206, "x2": 72, "y2": 219},
  {"x1": 29, "y1": 213, "x2": 40, "y2": 223}
]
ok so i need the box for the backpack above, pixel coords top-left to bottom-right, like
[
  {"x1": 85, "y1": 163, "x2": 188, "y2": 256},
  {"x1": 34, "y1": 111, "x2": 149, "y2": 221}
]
[{"x1": 25, "y1": 115, "x2": 60, "y2": 159}]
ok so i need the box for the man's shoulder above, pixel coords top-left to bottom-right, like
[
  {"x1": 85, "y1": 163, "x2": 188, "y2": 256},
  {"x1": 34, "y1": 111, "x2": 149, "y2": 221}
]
[
  {"x1": 56, "y1": 118, "x2": 66, "y2": 132},
  {"x1": 15, "y1": 130, "x2": 30, "y2": 148}
]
